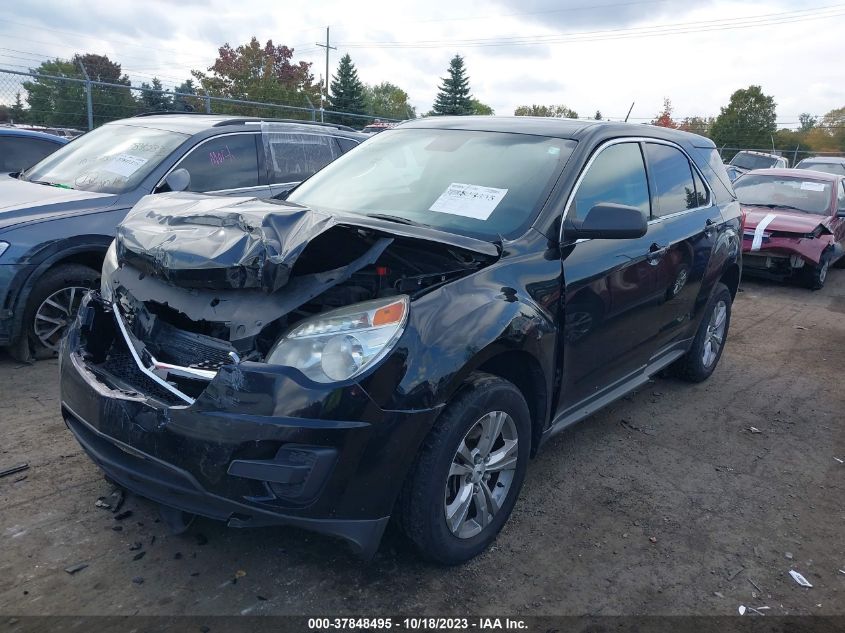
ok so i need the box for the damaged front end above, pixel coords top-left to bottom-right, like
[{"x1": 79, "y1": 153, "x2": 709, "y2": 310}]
[
  {"x1": 59, "y1": 192, "x2": 497, "y2": 555},
  {"x1": 741, "y1": 216, "x2": 837, "y2": 279}
]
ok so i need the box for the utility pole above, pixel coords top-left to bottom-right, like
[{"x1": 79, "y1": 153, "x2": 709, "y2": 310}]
[{"x1": 315, "y1": 26, "x2": 336, "y2": 121}]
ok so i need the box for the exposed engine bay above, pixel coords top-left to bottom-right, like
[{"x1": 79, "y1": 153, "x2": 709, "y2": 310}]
[{"x1": 86, "y1": 193, "x2": 497, "y2": 404}]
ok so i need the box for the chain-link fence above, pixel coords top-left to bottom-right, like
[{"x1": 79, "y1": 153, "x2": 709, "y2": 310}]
[{"x1": 0, "y1": 68, "x2": 401, "y2": 133}]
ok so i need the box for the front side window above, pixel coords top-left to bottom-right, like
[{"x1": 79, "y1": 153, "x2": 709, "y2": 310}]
[
  {"x1": 175, "y1": 133, "x2": 259, "y2": 192},
  {"x1": 734, "y1": 174, "x2": 833, "y2": 215},
  {"x1": 22, "y1": 124, "x2": 188, "y2": 193},
  {"x1": 645, "y1": 143, "x2": 699, "y2": 217},
  {"x1": 569, "y1": 142, "x2": 650, "y2": 221},
  {"x1": 288, "y1": 128, "x2": 576, "y2": 240}
]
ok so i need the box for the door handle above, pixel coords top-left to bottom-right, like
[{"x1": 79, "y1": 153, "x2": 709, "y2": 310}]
[
  {"x1": 646, "y1": 243, "x2": 668, "y2": 264},
  {"x1": 704, "y1": 218, "x2": 716, "y2": 237}
]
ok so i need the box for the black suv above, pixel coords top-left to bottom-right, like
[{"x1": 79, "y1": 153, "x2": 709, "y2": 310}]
[
  {"x1": 59, "y1": 117, "x2": 741, "y2": 564},
  {"x1": 0, "y1": 114, "x2": 365, "y2": 360}
]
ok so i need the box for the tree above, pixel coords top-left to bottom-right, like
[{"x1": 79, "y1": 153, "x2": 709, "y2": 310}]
[
  {"x1": 9, "y1": 92, "x2": 26, "y2": 123},
  {"x1": 679, "y1": 116, "x2": 715, "y2": 137},
  {"x1": 651, "y1": 97, "x2": 678, "y2": 128},
  {"x1": 470, "y1": 98, "x2": 494, "y2": 115},
  {"x1": 363, "y1": 82, "x2": 416, "y2": 119},
  {"x1": 138, "y1": 77, "x2": 172, "y2": 112},
  {"x1": 329, "y1": 54, "x2": 367, "y2": 125},
  {"x1": 798, "y1": 113, "x2": 817, "y2": 133},
  {"x1": 431, "y1": 54, "x2": 473, "y2": 116},
  {"x1": 192, "y1": 37, "x2": 319, "y2": 118},
  {"x1": 710, "y1": 85, "x2": 777, "y2": 153},
  {"x1": 594, "y1": 110, "x2": 602, "y2": 120},
  {"x1": 173, "y1": 79, "x2": 201, "y2": 112},
  {"x1": 0, "y1": 104, "x2": 8, "y2": 122},
  {"x1": 23, "y1": 53, "x2": 136, "y2": 128},
  {"x1": 514, "y1": 104, "x2": 578, "y2": 118}
]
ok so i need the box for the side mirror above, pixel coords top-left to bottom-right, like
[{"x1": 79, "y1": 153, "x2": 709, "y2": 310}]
[
  {"x1": 164, "y1": 168, "x2": 190, "y2": 192},
  {"x1": 566, "y1": 203, "x2": 648, "y2": 240}
]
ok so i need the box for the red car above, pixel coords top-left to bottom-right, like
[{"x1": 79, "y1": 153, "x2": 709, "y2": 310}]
[{"x1": 734, "y1": 168, "x2": 845, "y2": 289}]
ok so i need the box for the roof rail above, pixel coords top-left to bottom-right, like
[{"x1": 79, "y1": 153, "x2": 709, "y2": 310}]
[
  {"x1": 133, "y1": 111, "x2": 210, "y2": 118},
  {"x1": 212, "y1": 117, "x2": 359, "y2": 133}
]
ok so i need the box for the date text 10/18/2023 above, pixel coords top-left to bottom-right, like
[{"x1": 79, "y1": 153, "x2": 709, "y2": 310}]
[{"x1": 308, "y1": 618, "x2": 529, "y2": 631}]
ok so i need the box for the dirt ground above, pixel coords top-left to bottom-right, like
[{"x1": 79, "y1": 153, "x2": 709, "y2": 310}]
[{"x1": 1, "y1": 273, "x2": 843, "y2": 618}]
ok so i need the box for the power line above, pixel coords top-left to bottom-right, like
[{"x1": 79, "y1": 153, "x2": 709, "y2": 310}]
[{"x1": 337, "y1": 4, "x2": 845, "y2": 48}]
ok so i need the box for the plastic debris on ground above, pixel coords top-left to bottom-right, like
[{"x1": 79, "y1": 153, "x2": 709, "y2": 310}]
[{"x1": 789, "y1": 570, "x2": 813, "y2": 587}]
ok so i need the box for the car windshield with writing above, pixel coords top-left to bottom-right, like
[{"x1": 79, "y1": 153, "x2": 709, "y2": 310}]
[
  {"x1": 22, "y1": 124, "x2": 188, "y2": 194},
  {"x1": 287, "y1": 128, "x2": 576, "y2": 240},
  {"x1": 734, "y1": 174, "x2": 833, "y2": 215}
]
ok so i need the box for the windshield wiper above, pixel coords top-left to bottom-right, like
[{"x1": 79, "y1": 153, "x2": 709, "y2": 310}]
[
  {"x1": 750, "y1": 203, "x2": 807, "y2": 213},
  {"x1": 28, "y1": 179, "x2": 73, "y2": 189},
  {"x1": 365, "y1": 213, "x2": 430, "y2": 228}
]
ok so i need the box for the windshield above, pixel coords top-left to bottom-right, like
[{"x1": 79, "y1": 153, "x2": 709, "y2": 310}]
[
  {"x1": 22, "y1": 124, "x2": 188, "y2": 194},
  {"x1": 734, "y1": 174, "x2": 833, "y2": 215},
  {"x1": 287, "y1": 128, "x2": 576, "y2": 240},
  {"x1": 729, "y1": 152, "x2": 781, "y2": 171},
  {"x1": 796, "y1": 161, "x2": 845, "y2": 176}
]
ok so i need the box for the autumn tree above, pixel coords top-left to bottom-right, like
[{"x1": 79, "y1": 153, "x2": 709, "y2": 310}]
[
  {"x1": 329, "y1": 54, "x2": 367, "y2": 125},
  {"x1": 710, "y1": 85, "x2": 777, "y2": 153},
  {"x1": 431, "y1": 55, "x2": 473, "y2": 116},
  {"x1": 514, "y1": 104, "x2": 578, "y2": 118},
  {"x1": 651, "y1": 97, "x2": 678, "y2": 128},
  {"x1": 192, "y1": 37, "x2": 319, "y2": 117},
  {"x1": 363, "y1": 82, "x2": 416, "y2": 119},
  {"x1": 679, "y1": 116, "x2": 715, "y2": 137}
]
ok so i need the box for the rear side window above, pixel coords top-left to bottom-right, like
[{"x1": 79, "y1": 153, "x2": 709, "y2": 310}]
[
  {"x1": 570, "y1": 142, "x2": 650, "y2": 221},
  {"x1": 264, "y1": 132, "x2": 341, "y2": 183},
  {"x1": 645, "y1": 143, "x2": 701, "y2": 217},
  {"x1": 336, "y1": 137, "x2": 360, "y2": 153},
  {"x1": 176, "y1": 133, "x2": 259, "y2": 192},
  {"x1": 0, "y1": 137, "x2": 61, "y2": 172},
  {"x1": 798, "y1": 161, "x2": 845, "y2": 176}
]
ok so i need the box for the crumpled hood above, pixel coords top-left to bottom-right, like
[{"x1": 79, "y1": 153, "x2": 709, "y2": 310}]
[
  {"x1": 742, "y1": 206, "x2": 831, "y2": 235},
  {"x1": 116, "y1": 192, "x2": 499, "y2": 293},
  {"x1": 0, "y1": 176, "x2": 116, "y2": 231}
]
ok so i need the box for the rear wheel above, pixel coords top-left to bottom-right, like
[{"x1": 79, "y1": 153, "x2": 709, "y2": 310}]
[
  {"x1": 396, "y1": 372, "x2": 531, "y2": 565},
  {"x1": 9, "y1": 264, "x2": 99, "y2": 362},
  {"x1": 675, "y1": 282, "x2": 732, "y2": 383}
]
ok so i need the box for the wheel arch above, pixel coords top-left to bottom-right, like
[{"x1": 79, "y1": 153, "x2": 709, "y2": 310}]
[{"x1": 719, "y1": 262, "x2": 740, "y2": 300}]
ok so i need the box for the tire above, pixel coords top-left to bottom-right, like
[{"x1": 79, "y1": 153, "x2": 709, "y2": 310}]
[
  {"x1": 396, "y1": 372, "x2": 531, "y2": 565},
  {"x1": 9, "y1": 264, "x2": 100, "y2": 362},
  {"x1": 675, "y1": 282, "x2": 732, "y2": 383},
  {"x1": 803, "y1": 251, "x2": 831, "y2": 290}
]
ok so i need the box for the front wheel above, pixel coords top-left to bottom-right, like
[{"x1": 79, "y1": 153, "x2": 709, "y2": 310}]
[
  {"x1": 396, "y1": 372, "x2": 531, "y2": 565},
  {"x1": 9, "y1": 264, "x2": 99, "y2": 362},
  {"x1": 803, "y1": 251, "x2": 831, "y2": 290},
  {"x1": 675, "y1": 282, "x2": 732, "y2": 383}
]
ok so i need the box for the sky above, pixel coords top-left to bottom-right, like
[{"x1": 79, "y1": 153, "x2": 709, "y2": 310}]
[{"x1": 0, "y1": 0, "x2": 843, "y2": 125}]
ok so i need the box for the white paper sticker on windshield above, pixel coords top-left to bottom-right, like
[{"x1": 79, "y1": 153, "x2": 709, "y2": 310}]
[
  {"x1": 103, "y1": 154, "x2": 148, "y2": 178},
  {"x1": 800, "y1": 181, "x2": 825, "y2": 191},
  {"x1": 429, "y1": 183, "x2": 508, "y2": 221}
]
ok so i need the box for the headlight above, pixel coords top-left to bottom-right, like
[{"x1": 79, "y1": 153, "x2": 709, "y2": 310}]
[
  {"x1": 266, "y1": 295, "x2": 409, "y2": 383},
  {"x1": 0, "y1": 241, "x2": 9, "y2": 259},
  {"x1": 100, "y1": 240, "x2": 119, "y2": 302}
]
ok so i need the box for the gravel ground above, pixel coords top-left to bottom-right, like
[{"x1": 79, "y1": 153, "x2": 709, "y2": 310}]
[{"x1": 1, "y1": 274, "x2": 843, "y2": 617}]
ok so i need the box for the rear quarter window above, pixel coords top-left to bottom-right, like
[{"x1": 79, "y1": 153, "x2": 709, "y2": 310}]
[{"x1": 694, "y1": 148, "x2": 735, "y2": 204}]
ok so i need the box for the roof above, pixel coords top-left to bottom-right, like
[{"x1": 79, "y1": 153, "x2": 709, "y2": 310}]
[
  {"x1": 399, "y1": 116, "x2": 715, "y2": 147},
  {"x1": 742, "y1": 167, "x2": 840, "y2": 182},
  {"x1": 0, "y1": 127, "x2": 68, "y2": 143},
  {"x1": 734, "y1": 149, "x2": 782, "y2": 158},
  {"x1": 797, "y1": 156, "x2": 845, "y2": 164},
  {"x1": 118, "y1": 113, "x2": 363, "y2": 136}
]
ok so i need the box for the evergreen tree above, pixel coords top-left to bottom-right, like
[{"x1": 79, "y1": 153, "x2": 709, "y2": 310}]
[
  {"x1": 10, "y1": 92, "x2": 27, "y2": 123},
  {"x1": 329, "y1": 54, "x2": 366, "y2": 126},
  {"x1": 173, "y1": 79, "x2": 199, "y2": 112},
  {"x1": 594, "y1": 110, "x2": 602, "y2": 120},
  {"x1": 139, "y1": 77, "x2": 173, "y2": 112},
  {"x1": 431, "y1": 54, "x2": 473, "y2": 116}
]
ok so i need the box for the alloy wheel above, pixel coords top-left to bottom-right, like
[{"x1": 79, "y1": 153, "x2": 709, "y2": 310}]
[
  {"x1": 701, "y1": 299, "x2": 727, "y2": 368},
  {"x1": 33, "y1": 286, "x2": 87, "y2": 351},
  {"x1": 444, "y1": 410, "x2": 518, "y2": 539}
]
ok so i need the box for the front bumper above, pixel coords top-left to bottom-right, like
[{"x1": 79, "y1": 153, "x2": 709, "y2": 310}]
[{"x1": 59, "y1": 293, "x2": 439, "y2": 556}]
